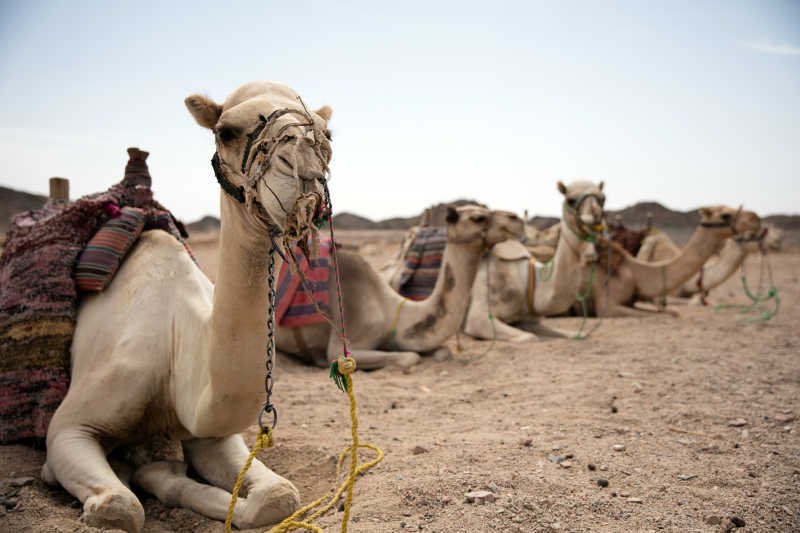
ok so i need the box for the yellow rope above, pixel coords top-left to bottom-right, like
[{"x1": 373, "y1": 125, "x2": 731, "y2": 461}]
[
  {"x1": 226, "y1": 357, "x2": 383, "y2": 533},
  {"x1": 391, "y1": 299, "x2": 407, "y2": 334},
  {"x1": 225, "y1": 429, "x2": 275, "y2": 532}
]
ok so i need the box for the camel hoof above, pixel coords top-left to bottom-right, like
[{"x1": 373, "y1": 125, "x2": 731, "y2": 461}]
[
  {"x1": 394, "y1": 352, "x2": 421, "y2": 368},
  {"x1": 509, "y1": 332, "x2": 537, "y2": 343},
  {"x1": 82, "y1": 490, "x2": 145, "y2": 533},
  {"x1": 235, "y1": 479, "x2": 300, "y2": 529},
  {"x1": 431, "y1": 347, "x2": 452, "y2": 362}
]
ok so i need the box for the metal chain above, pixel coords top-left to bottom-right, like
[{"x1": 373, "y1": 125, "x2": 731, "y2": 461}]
[{"x1": 258, "y1": 250, "x2": 278, "y2": 432}]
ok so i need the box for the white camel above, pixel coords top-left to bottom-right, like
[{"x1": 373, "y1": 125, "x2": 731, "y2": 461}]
[{"x1": 42, "y1": 81, "x2": 333, "y2": 532}]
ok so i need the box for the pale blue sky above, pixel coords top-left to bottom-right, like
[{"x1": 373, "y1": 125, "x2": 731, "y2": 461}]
[{"x1": 1, "y1": 1, "x2": 798, "y2": 222}]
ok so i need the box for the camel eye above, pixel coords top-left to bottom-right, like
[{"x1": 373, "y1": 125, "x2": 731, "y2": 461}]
[
  {"x1": 324, "y1": 129, "x2": 332, "y2": 140},
  {"x1": 473, "y1": 215, "x2": 487, "y2": 223},
  {"x1": 567, "y1": 198, "x2": 576, "y2": 206},
  {"x1": 217, "y1": 126, "x2": 240, "y2": 143},
  {"x1": 721, "y1": 213, "x2": 732, "y2": 222}
]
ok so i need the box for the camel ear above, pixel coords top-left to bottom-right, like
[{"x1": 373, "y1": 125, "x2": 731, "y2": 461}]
[
  {"x1": 698, "y1": 207, "x2": 713, "y2": 219},
  {"x1": 557, "y1": 181, "x2": 567, "y2": 195},
  {"x1": 445, "y1": 207, "x2": 459, "y2": 225},
  {"x1": 185, "y1": 94, "x2": 223, "y2": 130},
  {"x1": 598, "y1": 181, "x2": 604, "y2": 191},
  {"x1": 314, "y1": 105, "x2": 332, "y2": 121}
]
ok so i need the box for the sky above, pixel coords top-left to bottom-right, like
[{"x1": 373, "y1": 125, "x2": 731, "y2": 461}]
[{"x1": 0, "y1": 1, "x2": 798, "y2": 223}]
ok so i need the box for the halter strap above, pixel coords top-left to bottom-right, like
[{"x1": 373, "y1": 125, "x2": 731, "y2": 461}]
[{"x1": 527, "y1": 258, "x2": 537, "y2": 314}]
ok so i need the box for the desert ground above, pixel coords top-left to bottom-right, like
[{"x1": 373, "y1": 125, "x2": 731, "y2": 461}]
[{"x1": 1, "y1": 229, "x2": 798, "y2": 533}]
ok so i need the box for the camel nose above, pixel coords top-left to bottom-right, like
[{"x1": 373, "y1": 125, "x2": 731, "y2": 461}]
[{"x1": 580, "y1": 213, "x2": 596, "y2": 225}]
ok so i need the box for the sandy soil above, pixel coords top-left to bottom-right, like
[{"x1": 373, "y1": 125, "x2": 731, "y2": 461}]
[{"x1": 1, "y1": 230, "x2": 798, "y2": 533}]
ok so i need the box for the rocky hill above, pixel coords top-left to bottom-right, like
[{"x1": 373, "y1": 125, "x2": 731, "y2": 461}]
[
  {"x1": 0, "y1": 186, "x2": 48, "y2": 233},
  {"x1": 2, "y1": 185, "x2": 800, "y2": 237}
]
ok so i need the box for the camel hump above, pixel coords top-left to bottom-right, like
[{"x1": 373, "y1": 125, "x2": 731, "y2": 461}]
[{"x1": 491, "y1": 240, "x2": 531, "y2": 261}]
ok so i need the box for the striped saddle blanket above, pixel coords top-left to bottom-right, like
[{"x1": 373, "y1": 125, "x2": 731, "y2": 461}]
[
  {"x1": 275, "y1": 239, "x2": 332, "y2": 327},
  {"x1": 397, "y1": 227, "x2": 447, "y2": 301}
]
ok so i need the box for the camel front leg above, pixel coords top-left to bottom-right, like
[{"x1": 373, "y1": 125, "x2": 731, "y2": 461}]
[
  {"x1": 597, "y1": 302, "x2": 676, "y2": 318},
  {"x1": 183, "y1": 434, "x2": 299, "y2": 529},
  {"x1": 132, "y1": 461, "x2": 245, "y2": 522},
  {"x1": 327, "y1": 337, "x2": 421, "y2": 370},
  {"x1": 43, "y1": 426, "x2": 144, "y2": 533},
  {"x1": 516, "y1": 318, "x2": 569, "y2": 338},
  {"x1": 463, "y1": 303, "x2": 536, "y2": 342}
]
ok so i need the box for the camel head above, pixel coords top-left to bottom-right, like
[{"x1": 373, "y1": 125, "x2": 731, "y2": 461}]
[
  {"x1": 698, "y1": 205, "x2": 759, "y2": 243},
  {"x1": 445, "y1": 205, "x2": 493, "y2": 249},
  {"x1": 488, "y1": 210, "x2": 525, "y2": 244},
  {"x1": 185, "y1": 81, "x2": 332, "y2": 243},
  {"x1": 557, "y1": 180, "x2": 606, "y2": 263},
  {"x1": 727, "y1": 209, "x2": 764, "y2": 252}
]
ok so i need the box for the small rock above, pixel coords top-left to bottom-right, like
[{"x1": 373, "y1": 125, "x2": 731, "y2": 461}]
[
  {"x1": 520, "y1": 439, "x2": 532, "y2": 447},
  {"x1": 337, "y1": 500, "x2": 345, "y2": 512},
  {"x1": 730, "y1": 516, "x2": 746, "y2": 528},
  {"x1": 728, "y1": 419, "x2": 747, "y2": 427},
  {"x1": 620, "y1": 492, "x2": 631, "y2": 498},
  {"x1": 599, "y1": 465, "x2": 608, "y2": 471},
  {"x1": 559, "y1": 461, "x2": 572, "y2": 469},
  {"x1": 484, "y1": 482, "x2": 500, "y2": 494},
  {"x1": 597, "y1": 479, "x2": 609, "y2": 488},
  {"x1": 611, "y1": 406, "x2": 618, "y2": 413},
  {"x1": 588, "y1": 464, "x2": 596, "y2": 471},
  {"x1": 411, "y1": 446, "x2": 428, "y2": 455},
  {"x1": 632, "y1": 382, "x2": 643, "y2": 392},
  {"x1": 465, "y1": 490, "x2": 495, "y2": 504},
  {"x1": 593, "y1": 434, "x2": 602, "y2": 438},
  {"x1": 564, "y1": 453, "x2": 574, "y2": 459},
  {"x1": 775, "y1": 413, "x2": 795, "y2": 423},
  {"x1": 391, "y1": 402, "x2": 399, "y2": 409},
  {"x1": 613, "y1": 444, "x2": 626, "y2": 452},
  {"x1": 547, "y1": 455, "x2": 564, "y2": 463},
  {"x1": 705, "y1": 515, "x2": 722, "y2": 525},
  {"x1": 400, "y1": 521, "x2": 407, "y2": 528},
  {"x1": 678, "y1": 474, "x2": 697, "y2": 481},
  {"x1": 627, "y1": 497, "x2": 643, "y2": 504}
]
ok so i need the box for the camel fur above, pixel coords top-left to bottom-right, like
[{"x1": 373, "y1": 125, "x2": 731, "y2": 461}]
[
  {"x1": 41, "y1": 81, "x2": 333, "y2": 532},
  {"x1": 276, "y1": 205, "x2": 512, "y2": 369},
  {"x1": 462, "y1": 180, "x2": 605, "y2": 341},
  {"x1": 582, "y1": 206, "x2": 760, "y2": 317}
]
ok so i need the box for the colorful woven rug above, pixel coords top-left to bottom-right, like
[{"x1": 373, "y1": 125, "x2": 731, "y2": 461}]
[
  {"x1": 275, "y1": 239, "x2": 332, "y2": 327},
  {"x1": 0, "y1": 148, "x2": 191, "y2": 443},
  {"x1": 397, "y1": 227, "x2": 447, "y2": 301}
]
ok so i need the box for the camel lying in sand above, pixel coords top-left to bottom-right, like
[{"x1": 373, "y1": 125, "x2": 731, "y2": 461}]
[
  {"x1": 462, "y1": 180, "x2": 605, "y2": 341},
  {"x1": 276, "y1": 206, "x2": 517, "y2": 368},
  {"x1": 581, "y1": 207, "x2": 761, "y2": 316},
  {"x1": 42, "y1": 81, "x2": 333, "y2": 532}
]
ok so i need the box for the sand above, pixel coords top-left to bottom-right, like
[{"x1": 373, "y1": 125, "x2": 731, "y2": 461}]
[{"x1": 1, "y1": 230, "x2": 797, "y2": 532}]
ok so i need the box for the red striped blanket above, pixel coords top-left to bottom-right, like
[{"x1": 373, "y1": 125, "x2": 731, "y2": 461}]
[
  {"x1": 275, "y1": 239, "x2": 332, "y2": 327},
  {"x1": 397, "y1": 227, "x2": 447, "y2": 301}
]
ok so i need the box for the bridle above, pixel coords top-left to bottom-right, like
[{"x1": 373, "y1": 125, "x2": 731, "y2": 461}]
[
  {"x1": 210, "y1": 103, "x2": 331, "y2": 248},
  {"x1": 700, "y1": 205, "x2": 743, "y2": 230},
  {"x1": 562, "y1": 192, "x2": 604, "y2": 249}
]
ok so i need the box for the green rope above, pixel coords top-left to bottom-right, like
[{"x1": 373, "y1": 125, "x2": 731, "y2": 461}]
[
  {"x1": 571, "y1": 263, "x2": 595, "y2": 340},
  {"x1": 714, "y1": 254, "x2": 780, "y2": 322},
  {"x1": 537, "y1": 258, "x2": 555, "y2": 281}
]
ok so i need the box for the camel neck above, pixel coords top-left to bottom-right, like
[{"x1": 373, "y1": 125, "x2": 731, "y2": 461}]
[
  {"x1": 681, "y1": 240, "x2": 749, "y2": 294},
  {"x1": 397, "y1": 239, "x2": 483, "y2": 351},
  {"x1": 532, "y1": 219, "x2": 589, "y2": 315},
  {"x1": 194, "y1": 192, "x2": 278, "y2": 436},
  {"x1": 628, "y1": 225, "x2": 730, "y2": 298}
]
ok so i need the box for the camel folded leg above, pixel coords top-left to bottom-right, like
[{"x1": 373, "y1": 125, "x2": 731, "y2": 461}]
[
  {"x1": 327, "y1": 335, "x2": 420, "y2": 370},
  {"x1": 183, "y1": 434, "x2": 299, "y2": 529},
  {"x1": 515, "y1": 319, "x2": 569, "y2": 338},
  {"x1": 462, "y1": 305, "x2": 536, "y2": 342},
  {"x1": 597, "y1": 302, "x2": 678, "y2": 318},
  {"x1": 132, "y1": 461, "x2": 245, "y2": 523},
  {"x1": 43, "y1": 426, "x2": 145, "y2": 533}
]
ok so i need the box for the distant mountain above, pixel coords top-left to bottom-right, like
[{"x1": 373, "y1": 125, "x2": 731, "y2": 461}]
[
  {"x1": 185, "y1": 215, "x2": 221, "y2": 234},
  {"x1": 0, "y1": 186, "x2": 47, "y2": 233},
  {"x1": 2, "y1": 184, "x2": 799, "y2": 236}
]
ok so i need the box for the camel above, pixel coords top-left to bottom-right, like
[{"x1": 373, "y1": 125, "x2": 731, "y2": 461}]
[
  {"x1": 462, "y1": 180, "x2": 605, "y2": 341},
  {"x1": 276, "y1": 205, "x2": 514, "y2": 369},
  {"x1": 582, "y1": 206, "x2": 761, "y2": 317},
  {"x1": 634, "y1": 211, "x2": 763, "y2": 303},
  {"x1": 41, "y1": 81, "x2": 334, "y2": 532}
]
